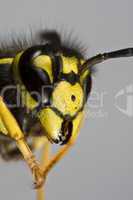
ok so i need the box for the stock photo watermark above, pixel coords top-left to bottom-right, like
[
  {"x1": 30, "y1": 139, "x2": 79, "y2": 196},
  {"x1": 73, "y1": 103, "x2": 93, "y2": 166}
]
[
  {"x1": 85, "y1": 83, "x2": 133, "y2": 119},
  {"x1": 114, "y1": 84, "x2": 133, "y2": 117},
  {"x1": 0, "y1": 83, "x2": 133, "y2": 119}
]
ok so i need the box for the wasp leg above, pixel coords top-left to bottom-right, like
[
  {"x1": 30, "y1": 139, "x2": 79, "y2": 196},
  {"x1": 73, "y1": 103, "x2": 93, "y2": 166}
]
[
  {"x1": 36, "y1": 138, "x2": 51, "y2": 200},
  {"x1": 0, "y1": 134, "x2": 34, "y2": 161},
  {"x1": 0, "y1": 97, "x2": 44, "y2": 188},
  {"x1": 42, "y1": 129, "x2": 80, "y2": 180}
]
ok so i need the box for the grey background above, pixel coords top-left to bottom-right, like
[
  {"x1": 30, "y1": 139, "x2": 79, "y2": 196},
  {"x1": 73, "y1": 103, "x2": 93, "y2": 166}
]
[{"x1": 0, "y1": 0, "x2": 133, "y2": 199}]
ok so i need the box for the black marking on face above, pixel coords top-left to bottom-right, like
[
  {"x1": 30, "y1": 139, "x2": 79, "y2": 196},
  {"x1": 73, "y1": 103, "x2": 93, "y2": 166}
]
[
  {"x1": 53, "y1": 119, "x2": 73, "y2": 145},
  {"x1": 59, "y1": 72, "x2": 80, "y2": 85},
  {"x1": 51, "y1": 55, "x2": 63, "y2": 82},
  {"x1": 60, "y1": 120, "x2": 73, "y2": 145}
]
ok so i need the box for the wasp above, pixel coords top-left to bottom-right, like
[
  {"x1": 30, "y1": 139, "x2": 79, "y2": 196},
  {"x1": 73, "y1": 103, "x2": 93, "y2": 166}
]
[{"x1": 0, "y1": 30, "x2": 132, "y2": 200}]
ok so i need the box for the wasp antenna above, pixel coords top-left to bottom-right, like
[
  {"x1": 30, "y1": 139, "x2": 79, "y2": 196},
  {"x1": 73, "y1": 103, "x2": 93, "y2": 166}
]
[
  {"x1": 80, "y1": 48, "x2": 133, "y2": 74},
  {"x1": 104, "y1": 48, "x2": 133, "y2": 58}
]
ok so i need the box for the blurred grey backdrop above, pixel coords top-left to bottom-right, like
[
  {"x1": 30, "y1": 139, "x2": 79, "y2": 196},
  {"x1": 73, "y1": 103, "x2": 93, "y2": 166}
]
[{"x1": 0, "y1": 0, "x2": 133, "y2": 199}]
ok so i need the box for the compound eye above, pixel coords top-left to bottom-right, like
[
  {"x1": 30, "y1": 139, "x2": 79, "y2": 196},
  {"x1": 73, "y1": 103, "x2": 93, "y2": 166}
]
[
  {"x1": 19, "y1": 47, "x2": 52, "y2": 102},
  {"x1": 33, "y1": 55, "x2": 53, "y2": 83},
  {"x1": 81, "y1": 74, "x2": 92, "y2": 102}
]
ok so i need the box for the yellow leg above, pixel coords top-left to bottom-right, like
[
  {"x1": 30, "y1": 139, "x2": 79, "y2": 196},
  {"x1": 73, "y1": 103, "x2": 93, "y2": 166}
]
[
  {"x1": 36, "y1": 134, "x2": 78, "y2": 199},
  {"x1": 36, "y1": 138, "x2": 51, "y2": 200},
  {"x1": 0, "y1": 96, "x2": 82, "y2": 192},
  {"x1": 0, "y1": 97, "x2": 44, "y2": 188}
]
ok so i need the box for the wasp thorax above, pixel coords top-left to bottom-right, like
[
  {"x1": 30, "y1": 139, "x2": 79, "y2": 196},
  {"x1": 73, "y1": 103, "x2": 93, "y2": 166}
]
[{"x1": 52, "y1": 81, "x2": 84, "y2": 117}]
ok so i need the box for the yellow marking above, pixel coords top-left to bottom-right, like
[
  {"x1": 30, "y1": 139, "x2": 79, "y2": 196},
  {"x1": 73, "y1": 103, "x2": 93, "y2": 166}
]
[
  {"x1": 80, "y1": 59, "x2": 91, "y2": 84},
  {"x1": 0, "y1": 58, "x2": 13, "y2": 64},
  {"x1": 62, "y1": 56, "x2": 78, "y2": 74},
  {"x1": 0, "y1": 116, "x2": 8, "y2": 135},
  {"x1": 0, "y1": 97, "x2": 23, "y2": 140},
  {"x1": 33, "y1": 55, "x2": 53, "y2": 82},
  {"x1": 52, "y1": 81, "x2": 84, "y2": 116},
  {"x1": 38, "y1": 108, "x2": 63, "y2": 141},
  {"x1": 11, "y1": 52, "x2": 23, "y2": 82},
  {"x1": 80, "y1": 59, "x2": 85, "y2": 65},
  {"x1": 80, "y1": 70, "x2": 90, "y2": 83}
]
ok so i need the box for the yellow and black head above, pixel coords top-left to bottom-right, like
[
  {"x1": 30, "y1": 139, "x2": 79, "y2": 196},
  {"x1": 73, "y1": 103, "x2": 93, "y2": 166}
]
[
  {"x1": 11, "y1": 31, "x2": 92, "y2": 145},
  {"x1": 5, "y1": 30, "x2": 133, "y2": 145}
]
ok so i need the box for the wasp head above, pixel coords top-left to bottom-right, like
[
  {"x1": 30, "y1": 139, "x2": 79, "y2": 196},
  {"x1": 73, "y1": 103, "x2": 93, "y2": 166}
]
[{"x1": 15, "y1": 30, "x2": 92, "y2": 145}]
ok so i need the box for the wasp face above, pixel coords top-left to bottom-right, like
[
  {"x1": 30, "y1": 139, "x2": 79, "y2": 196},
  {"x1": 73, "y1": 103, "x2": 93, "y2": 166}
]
[
  {"x1": 15, "y1": 32, "x2": 92, "y2": 145},
  {"x1": 37, "y1": 80, "x2": 84, "y2": 145},
  {"x1": 38, "y1": 108, "x2": 84, "y2": 145},
  {"x1": 34, "y1": 52, "x2": 88, "y2": 145}
]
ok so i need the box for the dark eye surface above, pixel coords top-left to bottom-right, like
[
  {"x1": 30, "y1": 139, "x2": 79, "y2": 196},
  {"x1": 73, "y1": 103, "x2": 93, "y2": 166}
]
[
  {"x1": 20, "y1": 65, "x2": 50, "y2": 93},
  {"x1": 17, "y1": 46, "x2": 54, "y2": 103},
  {"x1": 82, "y1": 74, "x2": 92, "y2": 102},
  {"x1": 19, "y1": 59, "x2": 52, "y2": 105}
]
